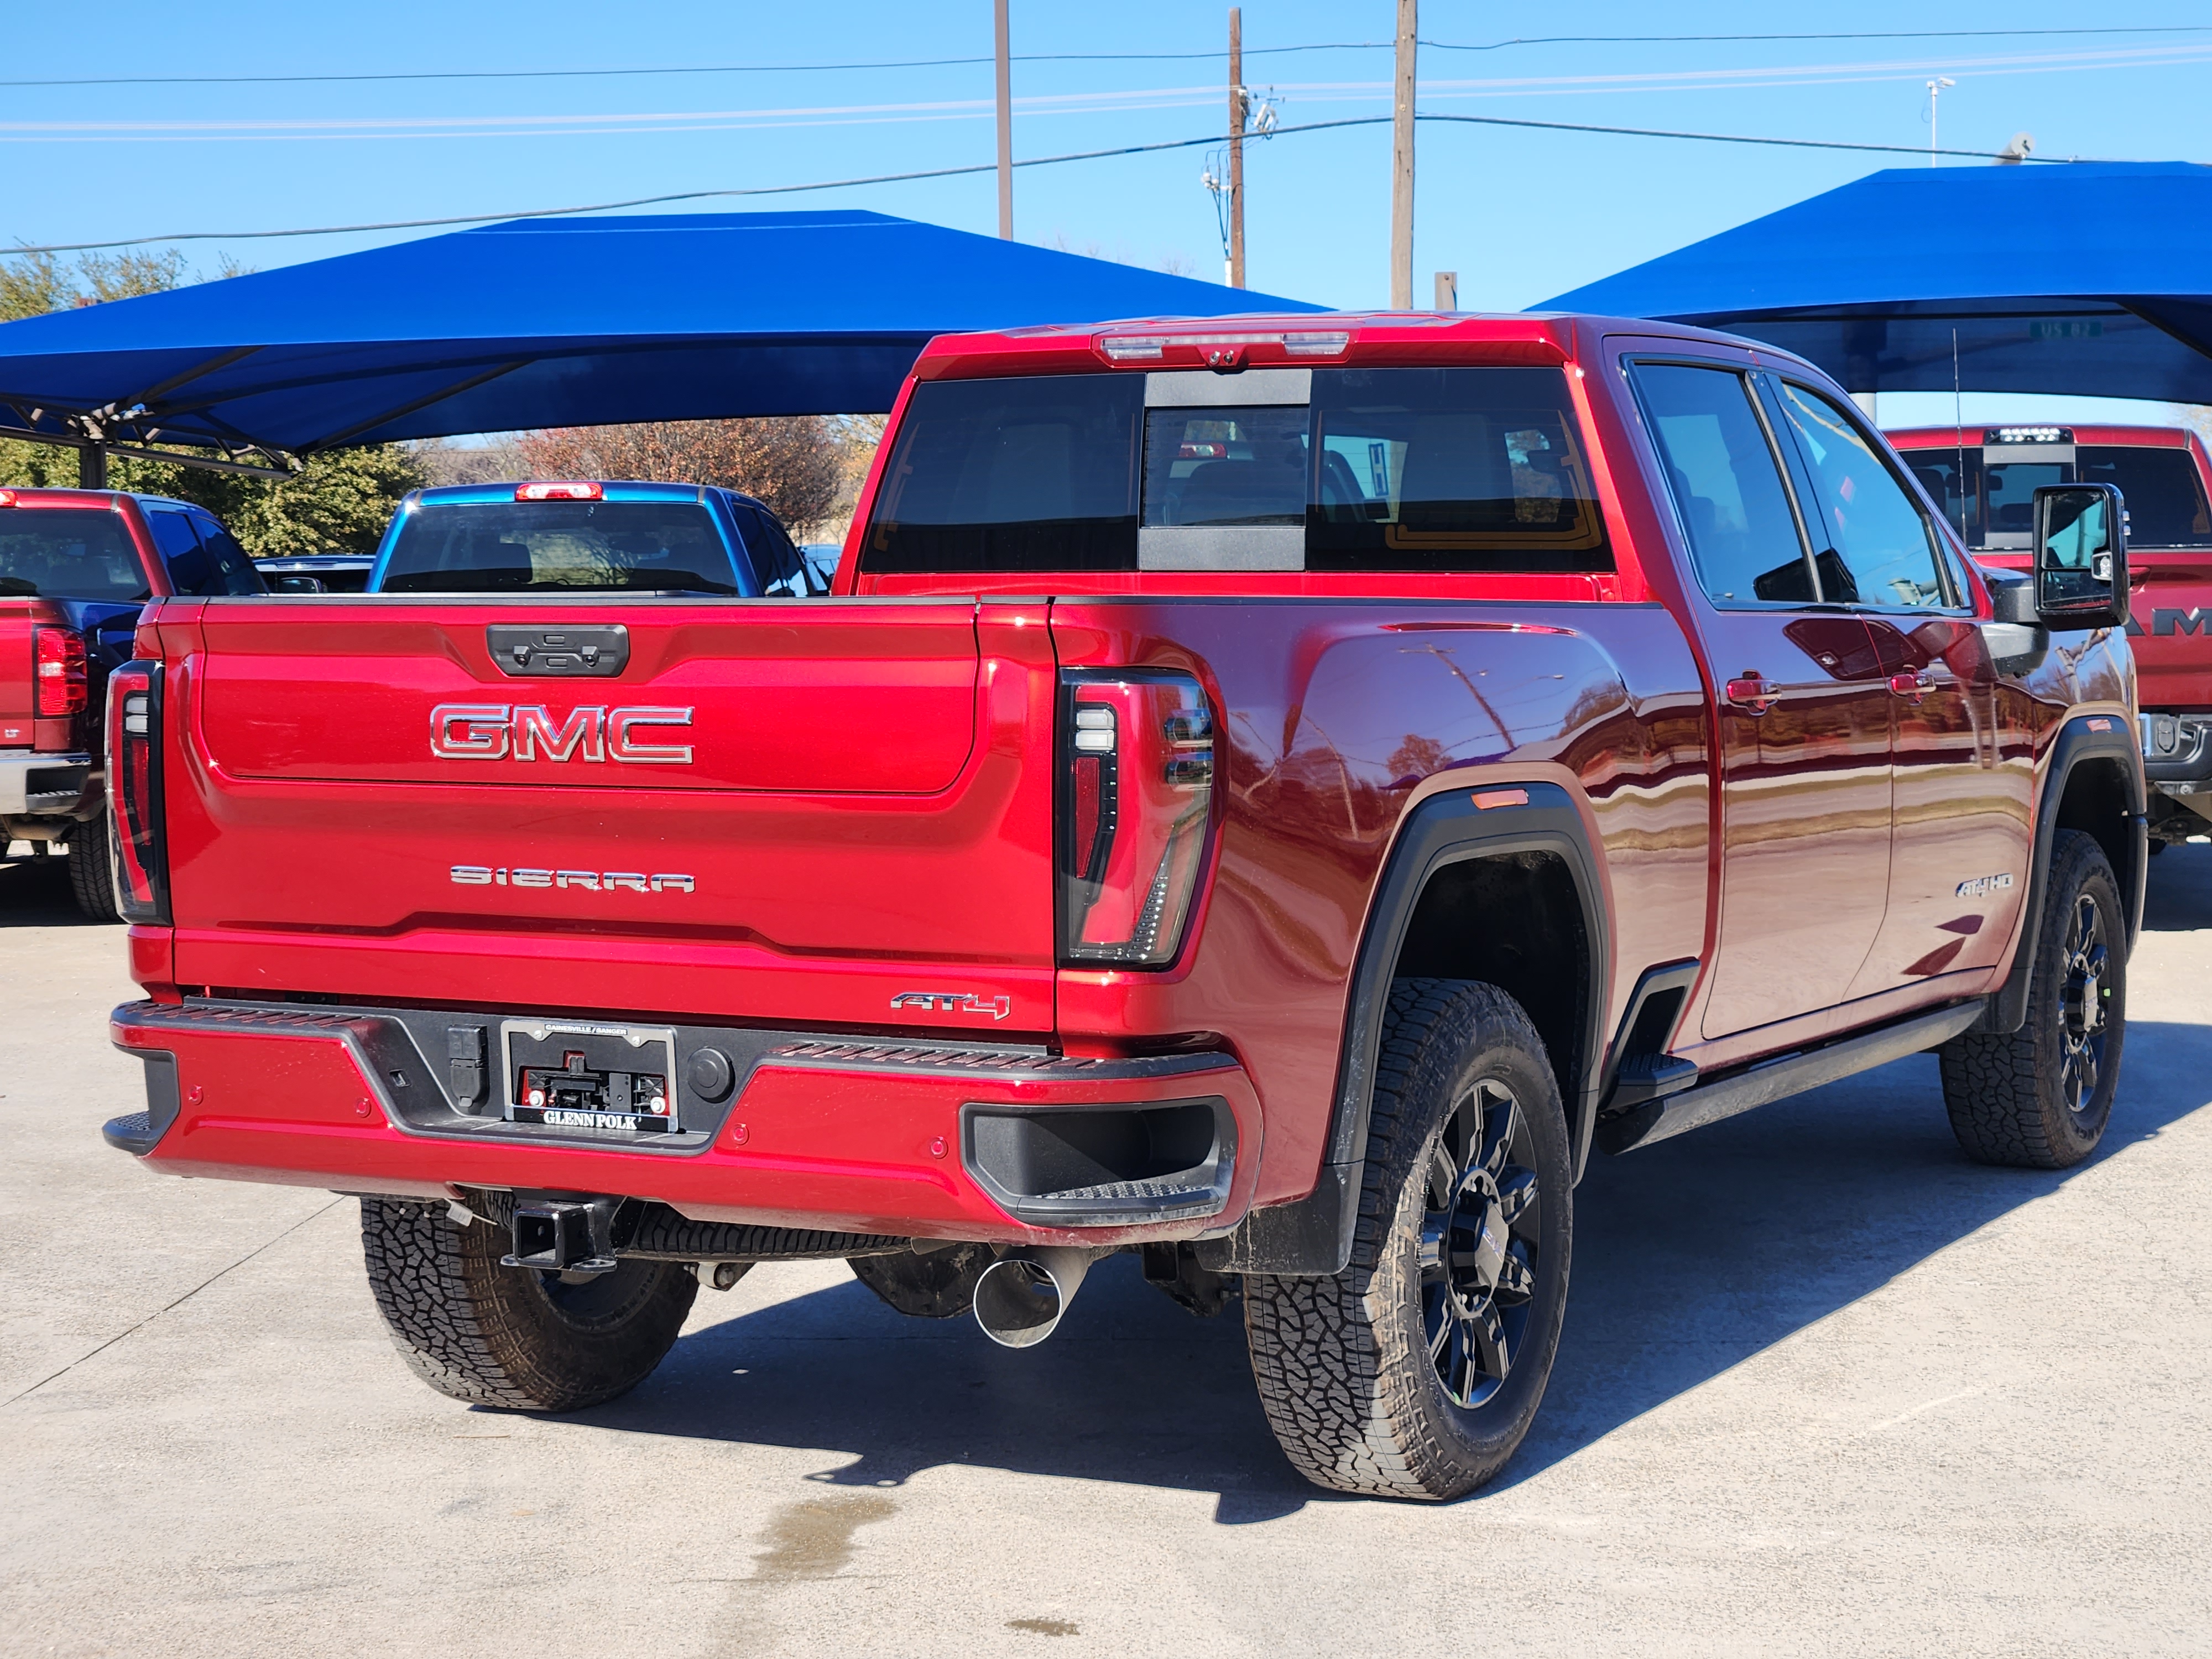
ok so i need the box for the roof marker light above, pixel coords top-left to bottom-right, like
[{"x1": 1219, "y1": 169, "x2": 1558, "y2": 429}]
[
  {"x1": 1095, "y1": 329, "x2": 1351, "y2": 363},
  {"x1": 515, "y1": 481, "x2": 603, "y2": 502},
  {"x1": 1985, "y1": 426, "x2": 2072, "y2": 445}
]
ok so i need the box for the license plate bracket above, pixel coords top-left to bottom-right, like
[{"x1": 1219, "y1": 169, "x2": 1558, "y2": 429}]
[{"x1": 501, "y1": 1019, "x2": 680, "y2": 1134}]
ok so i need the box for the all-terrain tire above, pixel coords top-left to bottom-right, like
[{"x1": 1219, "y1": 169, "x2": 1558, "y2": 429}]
[
  {"x1": 1939, "y1": 828, "x2": 2127, "y2": 1170},
  {"x1": 66, "y1": 815, "x2": 122, "y2": 924},
  {"x1": 1243, "y1": 979, "x2": 1572, "y2": 1501},
  {"x1": 360, "y1": 1198, "x2": 696, "y2": 1410}
]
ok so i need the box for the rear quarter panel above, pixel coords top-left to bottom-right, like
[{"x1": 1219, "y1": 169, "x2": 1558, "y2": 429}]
[{"x1": 1051, "y1": 599, "x2": 1710, "y2": 1203}]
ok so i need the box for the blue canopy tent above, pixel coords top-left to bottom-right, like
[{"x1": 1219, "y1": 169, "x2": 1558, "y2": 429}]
[
  {"x1": 0, "y1": 210, "x2": 1318, "y2": 479},
  {"x1": 1543, "y1": 161, "x2": 2212, "y2": 405}
]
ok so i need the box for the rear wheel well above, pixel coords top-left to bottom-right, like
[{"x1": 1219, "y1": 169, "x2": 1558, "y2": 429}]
[{"x1": 1390, "y1": 850, "x2": 1592, "y2": 1132}]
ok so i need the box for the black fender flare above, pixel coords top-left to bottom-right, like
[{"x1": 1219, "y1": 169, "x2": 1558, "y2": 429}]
[
  {"x1": 1197, "y1": 782, "x2": 1610, "y2": 1276},
  {"x1": 1976, "y1": 713, "x2": 2147, "y2": 1035}
]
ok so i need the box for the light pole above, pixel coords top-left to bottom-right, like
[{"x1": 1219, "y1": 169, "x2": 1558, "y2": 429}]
[
  {"x1": 995, "y1": 0, "x2": 1013, "y2": 237},
  {"x1": 1390, "y1": 0, "x2": 1416, "y2": 307},
  {"x1": 1926, "y1": 77, "x2": 1955, "y2": 167}
]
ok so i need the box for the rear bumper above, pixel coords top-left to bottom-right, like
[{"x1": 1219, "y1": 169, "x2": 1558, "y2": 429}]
[
  {"x1": 105, "y1": 999, "x2": 1262, "y2": 1247},
  {"x1": 0, "y1": 750, "x2": 94, "y2": 818},
  {"x1": 2142, "y1": 711, "x2": 2212, "y2": 792}
]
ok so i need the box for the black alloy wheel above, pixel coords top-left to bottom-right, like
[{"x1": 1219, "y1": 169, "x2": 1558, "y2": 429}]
[
  {"x1": 2054, "y1": 889, "x2": 2112, "y2": 1123},
  {"x1": 1421, "y1": 1078, "x2": 1542, "y2": 1410}
]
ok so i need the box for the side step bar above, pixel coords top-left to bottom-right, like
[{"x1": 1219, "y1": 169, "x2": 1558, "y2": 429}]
[{"x1": 1596, "y1": 998, "x2": 1987, "y2": 1155}]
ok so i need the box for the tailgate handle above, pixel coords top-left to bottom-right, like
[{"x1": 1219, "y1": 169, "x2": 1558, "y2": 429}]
[{"x1": 487, "y1": 624, "x2": 629, "y2": 677}]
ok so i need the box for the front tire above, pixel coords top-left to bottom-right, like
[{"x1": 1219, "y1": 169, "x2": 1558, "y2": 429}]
[
  {"x1": 1939, "y1": 828, "x2": 2127, "y2": 1169},
  {"x1": 360, "y1": 1198, "x2": 696, "y2": 1410},
  {"x1": 1244, "y1": 979, "x2": 1572, "y2": 1501}
]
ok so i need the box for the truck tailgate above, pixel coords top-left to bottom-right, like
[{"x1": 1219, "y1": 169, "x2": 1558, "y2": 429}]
[
  {"x1": 159, "y1": 598, "x2": 1059, "y2": 1031},
  {"x1": 0, "y1": 598, "x2": 34, "y2": 743},
  {"x1": 2130, "y1": 549, "x2": 2212, "y2": 709}
]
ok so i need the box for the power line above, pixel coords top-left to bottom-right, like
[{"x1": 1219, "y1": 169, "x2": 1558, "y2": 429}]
[
  {"x1": 1, "y1": 25, "x2": 2206, "y2": 88},
  {"x1": 1419, "y1": 26, "x2": 2212, "y2": 54},
  {"x1": 12, "y1": 41, "x2": 2199, "y2": 146},
  {"x1": 0, "y1": 112, "x2": 2075, "y2": 258},
  {"x1": 1420, "y1": 111, "x2": 2073, "y2": 159},
  {"x1": 3, "y1": 121, "x2": 1389, "y2": 253}
]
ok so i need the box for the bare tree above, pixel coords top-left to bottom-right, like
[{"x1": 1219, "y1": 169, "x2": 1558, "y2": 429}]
[{"x1": 515, "y1": 418, "x2": 846, "y2": 531}]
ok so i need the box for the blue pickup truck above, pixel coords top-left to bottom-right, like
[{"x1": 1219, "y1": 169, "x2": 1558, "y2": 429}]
[{"x1": 365, "y1": 481, "x2": 826, "y2": 597}]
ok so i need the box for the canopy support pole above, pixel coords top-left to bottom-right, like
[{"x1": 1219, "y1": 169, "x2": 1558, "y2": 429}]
[{"x1": 77, "y1": 445, "x2": 107, "y2": 489}]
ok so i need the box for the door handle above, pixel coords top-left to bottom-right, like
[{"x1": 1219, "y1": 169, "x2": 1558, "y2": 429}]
[
  {"x1": 1725, "y1": 674, "x2": 1778, "y2": 714},
  {"x1": 1887, "y1": 671, "x2": 1933, "y2": 705}
]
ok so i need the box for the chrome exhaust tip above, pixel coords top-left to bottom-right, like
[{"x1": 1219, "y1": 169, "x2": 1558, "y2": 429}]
[{"x1": 972, "y1": 1247, "x2": 1100, "y2": 1349}]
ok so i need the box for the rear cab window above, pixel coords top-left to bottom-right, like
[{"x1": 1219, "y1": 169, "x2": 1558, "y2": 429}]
[
  {"x1": 0, "y1": 507, "x2": 150, "y2": 602},
  {"x1": 2079, "y1": 445, "x2": 2212, "y2": 547},
  {"x1": 860, "y1": 367, "x2": 1611, "y2": 578},
  {"x1": 1895, "y1": 429, "x2": 2212, "y2": 552},
  {"x1": 378, "y1": 495, "x2": 747, "y2": 594}
]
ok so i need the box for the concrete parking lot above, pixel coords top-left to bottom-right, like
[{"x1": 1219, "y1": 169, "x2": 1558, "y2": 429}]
[{"x1": 4, "y1": 848, "x2": 2210, "y2": 1658}]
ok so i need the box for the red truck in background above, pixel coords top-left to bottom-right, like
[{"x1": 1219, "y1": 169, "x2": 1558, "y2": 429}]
[
  {"x1": 99, "y1": 315, "x2": 2143, "y2": 1501},
  {"x1": 1890, "y1": 424, "x2": 2212, "y2": 849},
  {"x1": 1, "y1": 487, "x2": 264, "y2": 919}
]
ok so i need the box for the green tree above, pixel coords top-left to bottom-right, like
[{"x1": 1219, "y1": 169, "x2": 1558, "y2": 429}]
[{"x1": 0, "y1": 248, "x2": 422, "y2": 554}]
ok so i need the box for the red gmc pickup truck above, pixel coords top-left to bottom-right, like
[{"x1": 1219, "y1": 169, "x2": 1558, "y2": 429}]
[
  {"x1": 2, "y1": 487, "x2": 264, "y2": 919},
  {"x1": 100, "y1": 314, "x2": 2143, "y2": 1501},
  {"x1": 1889, "y1": 422, "x2": 2212, "y2": 851}
]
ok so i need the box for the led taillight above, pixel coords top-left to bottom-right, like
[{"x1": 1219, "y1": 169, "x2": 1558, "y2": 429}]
[
  {"x1": 1058, "y1": 672, "x2": 1214, "y2": 967},
  {"x1": 33, "y1": 627, "x2": 87, "y2": 718},
  {"x1": 105, "y1": 662, "x2": 169, "y2": 924},
  {"x1": 515, "y1": 481, "x2": 603, "y2": 501}
]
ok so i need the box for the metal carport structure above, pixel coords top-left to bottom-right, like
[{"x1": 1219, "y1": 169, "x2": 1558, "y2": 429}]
[
  {"x1": 1542, "y1": 161, "x2": 2212, "y2": 405},
  {"x1": 0, "y1": 210, "x2": 1318, "y2": 481}
]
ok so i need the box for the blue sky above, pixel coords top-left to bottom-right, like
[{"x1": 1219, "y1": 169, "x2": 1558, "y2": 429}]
[{"x1": 5, "y1": 0, "x2": 2210, "y2": 429}]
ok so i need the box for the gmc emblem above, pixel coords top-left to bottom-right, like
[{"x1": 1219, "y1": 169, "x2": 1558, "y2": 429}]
[{"x1": 430, "y1": 703, "x2": 694, "y2": 765}]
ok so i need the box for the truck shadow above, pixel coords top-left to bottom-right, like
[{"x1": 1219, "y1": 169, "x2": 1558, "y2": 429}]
[
  {"x1": 0, "y1": 854, "x2": 102, "y2": 926},
  {"x1": 2142, "y1": 841, "x2": 2212, "y2": 932},
  {"x1": 581, "y1": 1016, "x2": 2212, "y2": 1520}
]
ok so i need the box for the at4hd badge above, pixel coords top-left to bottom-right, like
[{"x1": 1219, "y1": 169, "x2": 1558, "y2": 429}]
[{"x1": 890, "y1": 990, "x2": 1013, "y2": 1021}]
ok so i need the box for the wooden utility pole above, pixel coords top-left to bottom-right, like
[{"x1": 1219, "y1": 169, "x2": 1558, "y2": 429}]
[
  {"x1": 995, "y1": 0, "x2": 1013, "y2": 238},
  {"x1": 1227, "y1": 8, "x2": 1245, "y2": 288},
  {"x1": 1390, "y1": 0, "x2": 1416, "y2": 308}
]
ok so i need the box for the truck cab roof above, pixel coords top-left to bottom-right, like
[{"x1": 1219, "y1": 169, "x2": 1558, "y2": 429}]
[{"x1": 906, "y1": 310, "x2": 1803, "y2": 382}]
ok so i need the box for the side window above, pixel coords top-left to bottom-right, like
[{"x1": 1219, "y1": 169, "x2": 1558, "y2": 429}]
[
  {"x1": 1770, "y1": 382, "x2": 1952, "y2": 609},
  {"x1": 1631, "y1": 362, "x2": 1815, "y2": 606},
  {"x1": 145, "y1": 509, "x2": 212, "y2": 596},
  {"x1": 188, "y1": 512, "x2": 266, "y2": 596},
  {"x1": 729, "y1": 499, "x2": 808, "y2": 596}
]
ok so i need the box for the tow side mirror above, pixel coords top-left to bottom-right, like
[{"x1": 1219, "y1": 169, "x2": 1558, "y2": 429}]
[
  {"x1": 270, "y1": 575, "x2": 326, "y2": 594},
  {"x1": 2031, "y1": 482, "x2": 2127, "y2": 630}
]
